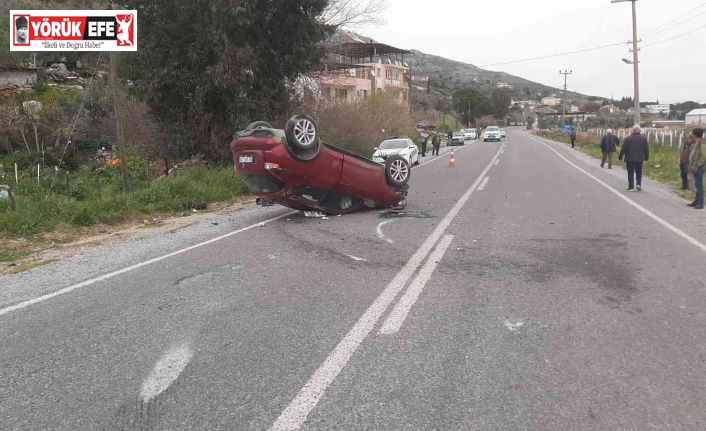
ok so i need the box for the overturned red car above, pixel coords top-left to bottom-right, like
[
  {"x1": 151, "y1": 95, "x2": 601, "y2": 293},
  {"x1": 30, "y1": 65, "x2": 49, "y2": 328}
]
[{"x1": 230, "y1": 115, "x2": 410, "y2": 215}]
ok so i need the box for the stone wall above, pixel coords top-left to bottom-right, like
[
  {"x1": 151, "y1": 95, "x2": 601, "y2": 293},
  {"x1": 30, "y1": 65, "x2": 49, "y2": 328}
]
[{"x1": 0, "y1": 69, "x2": 37, "y2": 86}]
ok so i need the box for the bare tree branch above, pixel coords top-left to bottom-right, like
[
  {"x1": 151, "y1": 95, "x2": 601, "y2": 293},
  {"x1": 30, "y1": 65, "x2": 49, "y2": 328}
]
[{"x1": 319, "y1": 0, "x2": 388, "y2": 29}]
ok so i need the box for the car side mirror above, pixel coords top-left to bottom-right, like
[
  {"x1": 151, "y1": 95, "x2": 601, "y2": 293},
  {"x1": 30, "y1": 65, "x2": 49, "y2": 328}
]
[{"x1": 373, "y1": 147, "x2": 378, "y2": 151}]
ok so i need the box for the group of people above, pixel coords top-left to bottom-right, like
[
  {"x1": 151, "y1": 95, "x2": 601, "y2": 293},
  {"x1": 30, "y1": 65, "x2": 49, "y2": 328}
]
[
  {"x1": 595, "y1": 125, "x2": 705, "y2": 208},
  {"x1": 418, "y1": 128, "x2": 442, "y2": 157}
]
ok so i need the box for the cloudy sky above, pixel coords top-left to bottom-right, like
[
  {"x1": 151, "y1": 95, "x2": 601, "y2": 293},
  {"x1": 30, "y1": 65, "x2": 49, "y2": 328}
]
[{"x1": 360, "y1": 0, "x2": 706, "y2": 103}]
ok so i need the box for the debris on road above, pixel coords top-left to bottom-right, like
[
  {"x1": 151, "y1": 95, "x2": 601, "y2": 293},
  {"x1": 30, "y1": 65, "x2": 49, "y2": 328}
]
[{"x1": 303, "y1": 211, "x2": 326, "y2": 218}]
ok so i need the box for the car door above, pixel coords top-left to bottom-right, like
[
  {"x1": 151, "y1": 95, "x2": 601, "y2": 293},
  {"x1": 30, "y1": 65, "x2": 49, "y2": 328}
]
[{"x1": 408, "y1": 139, "x2": 418, "y2": 161}]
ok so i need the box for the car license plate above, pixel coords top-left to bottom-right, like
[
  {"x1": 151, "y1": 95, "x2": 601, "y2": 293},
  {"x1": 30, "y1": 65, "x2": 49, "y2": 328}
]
[{"x1": 239, "y1": 155, "x2": 254, "y2": 163}]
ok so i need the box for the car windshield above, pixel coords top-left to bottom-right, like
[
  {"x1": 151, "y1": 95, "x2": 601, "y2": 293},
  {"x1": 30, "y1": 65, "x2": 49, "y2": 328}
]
[
  {"x1": 453, "y1": 132, "x2": 463, "y2": 137},
  {"x1": 486, "y1": 127, "x2": 499, "y2": 131},
  {"x1": 379, "y1": 139, "x2": 408, "y2": 150}
]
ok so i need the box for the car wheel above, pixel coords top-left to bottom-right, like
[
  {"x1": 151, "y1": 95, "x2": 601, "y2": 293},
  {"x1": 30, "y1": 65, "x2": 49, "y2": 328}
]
[
  {"x1": 285, "y1": 114, "x2": 319, "y2": 151},
  {"x1": 246, "y1": 121, "x2": 273, "y2": 130},
  {"x1": 414, "y1": 154, "x2": 420, "y2": 165},
  {"x1": 384, "y1": 155, "x2": 410, "y2": 187}
]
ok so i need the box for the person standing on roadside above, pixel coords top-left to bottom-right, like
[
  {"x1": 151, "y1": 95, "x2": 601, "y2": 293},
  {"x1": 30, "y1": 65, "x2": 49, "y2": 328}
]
[
  {"x1": 570, "y1": 128, "x2": 577, "y2": 148},
  {"x1": 431, "y1": 133, "x2": 441, "y2": 156},
  {"x1": 419, "y1": 128, "x2": 429, "y2": 157},
  {"x1": 679, "y1": 133, "x2": 696, "y2": 191},
  {"x1": 600, "y1": 129, "x2": 620, "y2": 169},
  {"x1": 687, "y1": 128, "x2": 705, "y2": 209},
  {"x1": 618, "y1": 124, "x2": 649, "y2": 192}
]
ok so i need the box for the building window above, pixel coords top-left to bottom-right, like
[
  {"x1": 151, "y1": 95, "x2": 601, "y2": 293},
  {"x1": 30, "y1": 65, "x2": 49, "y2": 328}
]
[{"x1": 336, "y1": 88, "x2": 348, "y2": 99}]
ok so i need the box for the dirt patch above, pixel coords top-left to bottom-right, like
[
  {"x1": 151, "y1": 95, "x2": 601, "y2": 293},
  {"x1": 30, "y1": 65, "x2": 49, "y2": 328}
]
[{"x1": 0, "y1": 196, "x2": 255, "y2": 274}]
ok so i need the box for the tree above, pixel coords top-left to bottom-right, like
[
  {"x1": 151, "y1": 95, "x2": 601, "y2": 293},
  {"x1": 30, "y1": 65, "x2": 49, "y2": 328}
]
[
  {"x1": 319, "y1": 0, "x2": 388, "y2": 28},
  {"x1": 580, "y1": 101, "x2": 601, "y2": 113},
  {"x1": 452, "y1": 88, "x2": 493, "y2": 126},
  {"x1": 491, "y1": 87, "x2": 511, "y2": 119},
  {"x1": 122, "y1": 0, "x2": 331, "y2": 159}
]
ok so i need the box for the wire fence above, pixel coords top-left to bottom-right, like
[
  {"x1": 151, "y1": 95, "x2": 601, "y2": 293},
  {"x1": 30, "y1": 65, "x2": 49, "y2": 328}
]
[{"x1": 586, "y1": 128, "x2": 692, "y2": 148}]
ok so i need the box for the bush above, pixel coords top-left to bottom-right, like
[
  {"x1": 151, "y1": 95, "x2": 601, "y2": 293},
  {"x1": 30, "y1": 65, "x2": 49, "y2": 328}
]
[{"x1": 313, "y1": 92, "x2": 416, "y2": 158}]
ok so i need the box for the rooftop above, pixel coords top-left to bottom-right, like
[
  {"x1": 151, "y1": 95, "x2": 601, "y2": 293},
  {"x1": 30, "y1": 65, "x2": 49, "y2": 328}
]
[{"x1": 325, "y1": 42, "x2": 412, "y2": 59}]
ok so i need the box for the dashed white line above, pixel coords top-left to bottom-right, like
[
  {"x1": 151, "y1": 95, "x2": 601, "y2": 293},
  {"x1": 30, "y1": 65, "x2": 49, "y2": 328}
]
[
  {"x1": 268, "y1": 144, "x2": 505, "y2": 431},
  {"x1": 528, "y1": 134, "x2": 706, "y2": 254},
  {"x1": 379, "y1": 235, "x2": 454, "y2": 335},
  {"x1": 0, "y1": 211, "x2": 296, "y2": 317},
  {"x1": 344, "y1": 254, "x2": 368, "y2": 262},
  {"x1": 477, "y1": 177, "x2": 490, "y2": 191},
  {"x1": 140, "y1": 343, "x2": 193, "y2": 403},
  {"x1": 494, "y1": 159, "x2": 499, "y2": 166},
  {"x1": 376, "y1": 220, "x2": 395, "y2": 244}
]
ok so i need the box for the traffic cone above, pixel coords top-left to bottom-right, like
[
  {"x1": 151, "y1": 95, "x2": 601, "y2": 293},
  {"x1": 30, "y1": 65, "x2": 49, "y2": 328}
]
[{"x1": 449, "y1": 149, "x2": 456, "y2": 168}]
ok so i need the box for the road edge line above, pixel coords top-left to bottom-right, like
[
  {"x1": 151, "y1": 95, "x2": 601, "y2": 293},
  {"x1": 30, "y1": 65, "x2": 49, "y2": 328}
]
[
  {"x1": 0, "y1": 210, "x2": 296, "y2": 317},
  {"x1": 527, "y1": 134, "x2": 706, "y2": 253}
]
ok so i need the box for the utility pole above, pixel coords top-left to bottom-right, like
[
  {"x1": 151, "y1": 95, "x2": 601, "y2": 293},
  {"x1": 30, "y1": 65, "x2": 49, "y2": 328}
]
[
  {"x1": 559, "y1": 70, "x2": 572, "y2": 126},
  {"x1": 612, "y1": 0, "x2": 641, "y2": 126},
  {"x1": 468, "y1": 99, "x2": 471, "y2": 127}
]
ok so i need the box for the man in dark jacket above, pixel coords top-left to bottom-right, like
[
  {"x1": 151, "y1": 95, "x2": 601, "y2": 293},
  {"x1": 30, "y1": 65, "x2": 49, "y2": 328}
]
[
  {"x1": 600, "y1": 129, "x2": 620, "y2": 169},
  {"x1": 680, "y1": 133, "x2": 696, "y2": 191},
  {"x1": 618, "y1": 124, "x2": 649, "y2": 191}
]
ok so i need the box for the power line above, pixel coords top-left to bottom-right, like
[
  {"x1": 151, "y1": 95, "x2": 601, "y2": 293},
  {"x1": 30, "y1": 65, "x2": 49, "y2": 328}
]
[
  {"x1": 644, "y1": 9, "x2": 706, "y2": 38},
  {"x1": 642, "y1": 2, "x2": 706, "y2": 37},
  {"x1": 479, "y1": 41, "x2": 626, "y2": 68},
  {"x1": 643, "y1": 23, "x2": 706, "y2": 48},
  {"x1": 642, "y1": 41, "x2": 706, "y2": 60}
]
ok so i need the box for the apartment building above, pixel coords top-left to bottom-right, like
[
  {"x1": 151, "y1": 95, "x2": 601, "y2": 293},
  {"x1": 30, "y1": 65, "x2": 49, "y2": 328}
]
[{"x1": 313, "y1": 42, "x2": 412, "y2": 106}]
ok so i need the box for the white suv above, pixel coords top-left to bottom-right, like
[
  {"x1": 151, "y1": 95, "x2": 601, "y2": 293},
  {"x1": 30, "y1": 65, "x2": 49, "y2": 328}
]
[{"x1": 483, "y1": 126, "x2": 501, "y2": 142}]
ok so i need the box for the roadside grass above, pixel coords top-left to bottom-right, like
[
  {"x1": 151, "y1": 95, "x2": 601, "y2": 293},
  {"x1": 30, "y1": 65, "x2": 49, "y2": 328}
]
[
  {"x1": 0, "y1": 247, "x2": 32, "y2": 263},
  {"x1": 0, "y1": 165, "x2": 249, "y2": 238},
  {"x1": 536, "y1": 130, "x2": 685, "y2": 193},
  {"x1": 6, "y1": 259, "x2": 57, "y2": 274}
]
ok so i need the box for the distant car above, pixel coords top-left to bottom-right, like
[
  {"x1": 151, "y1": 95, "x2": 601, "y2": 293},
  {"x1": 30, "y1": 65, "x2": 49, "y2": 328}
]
[
  {"x1": 449, "y1": 132, "x2": 465, "y2": 146},
  {"x1": 463, "y1": 128, "x2": 477, "y2": 140},
  {"x1": 230, "y1": 115, "x2": 410, "y2": 215},
  {"x1": 372, "y1": 137, "x2": 420, "y2": 167},
  {"x1": 500, "y1": 128, "x2": 506, "y2": 138},
  {"x1": 483, "y1": 126, "x2": 501, "y2": 142}
]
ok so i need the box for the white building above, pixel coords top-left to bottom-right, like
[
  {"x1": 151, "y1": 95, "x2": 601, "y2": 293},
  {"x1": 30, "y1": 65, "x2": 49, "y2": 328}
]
[
  {"x1": 646, "y1": 104, "x2": 670, "y2": 114},
  {"x1": 685, "y1": 109, "x2": 706, "y2": 125}
]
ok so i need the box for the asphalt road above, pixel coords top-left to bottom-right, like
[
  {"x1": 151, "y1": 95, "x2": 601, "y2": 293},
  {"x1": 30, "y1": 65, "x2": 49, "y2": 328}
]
[{"x1": 2, "y1": 128, "x2": 706, "y2": 430}]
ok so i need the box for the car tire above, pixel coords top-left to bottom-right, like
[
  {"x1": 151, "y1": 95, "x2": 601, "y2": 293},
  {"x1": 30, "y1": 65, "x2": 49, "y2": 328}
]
[
  {"x1": 414, "y1": 154, "x2": 420, "y2": 165},
  {"x1": 246, "y1": 121, "x2": 273, "y2": 130},
  {"x1": 285, "y1": 114, "x2": 319, "y2": 151},
  {"x1": 384, "y1": 155, "x2": 410, "y2": 187}
]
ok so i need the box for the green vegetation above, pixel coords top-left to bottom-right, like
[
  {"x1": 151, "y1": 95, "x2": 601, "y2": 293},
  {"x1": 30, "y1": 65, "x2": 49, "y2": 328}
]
[
  {"x1": 536, "y1": 130, "x2": 684, "y2": 192},
  {"x1": 0, "y1": 163, "x2": 248, "y2": 237}
]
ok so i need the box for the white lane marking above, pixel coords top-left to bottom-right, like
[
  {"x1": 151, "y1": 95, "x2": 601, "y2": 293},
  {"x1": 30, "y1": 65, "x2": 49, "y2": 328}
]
[
  {"x1": 504, "y1": 320, "x2": 524, "y2": 332},
  {"x1": 268, "y1": 144, "x2": 505, "y2": 431},
  {"x1": 494, "y1": 159, "x2": 499, "y2": 166},
  {"x1": 140, "y1": 343, "x2": 193, "y2": 403},
  {"x1": 376, "y1": 220, "x2": 395, "y2": 244},
  {"x1": 528, "y1": 135, "x2": 706, "y2": 253},
  {"x1": 477, "y1": 177, "x2": 490, "y2": 191},
  {"x1": 344, "y1": 254, "x2": 368, "y2": 262},
  {"x1": 379, "y1": 235, "x2": 454, "y2": 335},
  {"x1": 0, "y1": 211, "x2": 296, "y2": 317}
]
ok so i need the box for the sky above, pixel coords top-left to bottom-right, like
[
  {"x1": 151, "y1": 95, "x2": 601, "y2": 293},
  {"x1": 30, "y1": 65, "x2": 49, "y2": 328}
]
[{"x1": 359, "y1": 0, "x2": 706, "y2": 103}]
